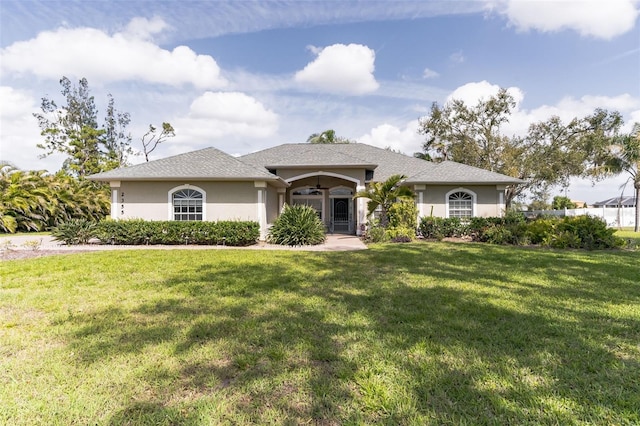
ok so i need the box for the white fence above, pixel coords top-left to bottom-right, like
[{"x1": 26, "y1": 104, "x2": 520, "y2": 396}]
[{"x1": 526, "y1": 207, "x2": 636, "y2": 228}]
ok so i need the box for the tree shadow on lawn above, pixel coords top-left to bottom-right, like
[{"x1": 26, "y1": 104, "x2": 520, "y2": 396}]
[
  {"x1": 58, "y1": 246, "x2": 639, "y2": 424},
  {"x1": 383, "y1": 242, "x2": 640, "y2": 306}
]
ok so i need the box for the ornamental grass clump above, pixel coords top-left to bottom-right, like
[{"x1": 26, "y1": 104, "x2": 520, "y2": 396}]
[{"x1": 267, "y1": 204, "x2": 325, "y2": 246}]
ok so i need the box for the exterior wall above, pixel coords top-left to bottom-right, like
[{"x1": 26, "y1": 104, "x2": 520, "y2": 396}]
[
  {"x1": 265, "y1": 186, "x2": 280, "y2": 224},
  {"x1": 418, "y1": 185, "x2": 504, "y2": 218},
  {"x1": 117, "y1": 181, "x2": 261, "y2": 222}
]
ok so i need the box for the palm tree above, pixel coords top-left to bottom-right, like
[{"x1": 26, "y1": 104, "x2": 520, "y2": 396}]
[
  {"x1": 355, "y1": 174, "x2": 416, "y2": 228},
  {"x1": 307, "y1": 129, "x2": 351, "y2": 144},
  {"x1": 607, "y1": 123, "x2": 640, "y2": 232},
  {"x1": 0, "y1": 165, "x2": 51, "y2": 232}
]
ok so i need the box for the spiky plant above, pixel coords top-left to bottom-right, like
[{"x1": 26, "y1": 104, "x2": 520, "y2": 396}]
[{"x1": 267, "y1": 204, "x2": 326, "y2": 246}]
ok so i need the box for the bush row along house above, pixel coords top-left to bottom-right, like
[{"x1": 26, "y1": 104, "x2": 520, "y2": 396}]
[{"x1": 89, "y1": 143, "x2": 524, "y2": 239}]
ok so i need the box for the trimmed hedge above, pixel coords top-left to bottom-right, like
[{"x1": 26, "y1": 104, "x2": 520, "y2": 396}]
[
  {"x1": 418, "y1": 214, "x2": 625, "y2": 250},
  {"x1": 93, "y1": 219, "x2": 260, "y2": 246}
]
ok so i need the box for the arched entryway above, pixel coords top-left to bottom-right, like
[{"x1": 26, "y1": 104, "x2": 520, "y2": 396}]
[{"x1": 286, "y1": 172, "x2": 363, "y2": 235}]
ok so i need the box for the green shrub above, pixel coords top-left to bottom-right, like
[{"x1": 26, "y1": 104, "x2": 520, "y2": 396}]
[
  {"x1": 267, "y1": 204, "x2": 325, "y2": 246},
  {"x1": 483, "y1": 223, "x2": 530, "y2": 245},
  {"x1": 419, "y1": 213, "x2": 622, "y2": 250},
  {"x1": 51, "y1": 219, "x2": 97, "y2": 245},
  {"x1": 419, "y1": 217, "x2": 469, "y2": 239},
  {"x1": 385, "y1": 227, "x2": 415, "y2": 243},
  {"x1": 364, "y1": 222, "x2": 389, "y2": 243},
  {"x1": 418, "y1": 217, "x2": 444, "y2": 239},
  {"x1": 94, "y1": 219, "x2": 259, "y2": 246},
  {"x1": 388, "y1": 200, "x2": 418, "y2": 230},
  {"x1": 544, "y1": 230, "x2": 582, "y2": 249},
  {"x1": 554, "y1": 215, "x2": 625, "y2": 250},
  {"x1": 526, "y1": 217, "x2": 557, "y2": 244}
]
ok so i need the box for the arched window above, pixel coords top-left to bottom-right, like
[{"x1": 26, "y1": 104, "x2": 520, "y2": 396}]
[
  {"x1": 172, "y1": 188, "x2": 203, "y2": 221},
  {"x1": 447, "y1": 190, "x2": 475, "y2": 218}
]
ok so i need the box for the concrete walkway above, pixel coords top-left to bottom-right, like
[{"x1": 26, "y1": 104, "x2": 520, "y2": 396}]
[{"x1": 0, "y1": 233, "x2": 367, "y2": 252}]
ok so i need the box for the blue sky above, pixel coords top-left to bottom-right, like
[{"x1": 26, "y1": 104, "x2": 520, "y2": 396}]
[{"x1": 1, "y1": 0, "x2": 639, "y2": 204}]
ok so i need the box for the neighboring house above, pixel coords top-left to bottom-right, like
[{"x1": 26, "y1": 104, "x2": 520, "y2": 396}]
[
  {"x1": 88, "y1": 143, "x2": 523, "y2": 239},
  {"x1": 593, "y1": 196, "x2": 636, "y2": 208}
]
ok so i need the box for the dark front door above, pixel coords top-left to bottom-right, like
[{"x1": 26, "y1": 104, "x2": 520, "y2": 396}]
[{"x1": 333, "y1": 198, "x2": 350, "y2": 233}]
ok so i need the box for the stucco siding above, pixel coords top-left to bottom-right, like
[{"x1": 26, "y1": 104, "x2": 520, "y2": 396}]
[
  {"x1": 265, "y1": 186, "x2": 279, "y2": 224},
  {"x1": 118, "y1": 181, "x2": 260, "y2": 221},
  {"x1": 420, "y1": 185, "x2": 503, "y2": 218}
]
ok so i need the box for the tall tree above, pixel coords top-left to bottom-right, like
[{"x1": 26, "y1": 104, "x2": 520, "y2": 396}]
[
  {"x1": 307, "y1": 129, "x2": 351, "y2": 144},
  {"x1": 552, "y1": 196, "x2": 576, "y2": 210},
  {"x1": 355, "y1": 174, "x2": 416, "y2": 228},
  {"x1": 141, "y1": 122, "x2": 176, "y2": 162},
  {"x1": 601, "y1": 123, "x2": 640, "y2": 232},
  {"x1": 33, "y1": 77, "x2": 132, "y2": 177},
  {"x1": 103, "y1": 94, "x2": 133, "y2": 169},
  {"x1": 418, "y1": 89, "x2": 623, "y2": 208}
]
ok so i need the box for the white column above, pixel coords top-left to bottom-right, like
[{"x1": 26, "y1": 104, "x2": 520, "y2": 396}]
[
  {"x1": 110, "y1": 181, "x2": 121, "y2": 220},
  {"x1": 497, "y1": 185, "x2": 506, "y2": 217},
  {"x1": 111, "y1": 189, "x2": 118, "y2": 220},
  {"x1": 414, "y1": 185, "x2": 426, "y2": 221},
  {"x1": 277, "y1": 188, "x2": 286, "y2": 213},
  {"x1": 356, "y1": 185, "x2": 366, "y2": 236},
  {"x1": 255, "y1": 181, "x2": 268, "y2": 240}
]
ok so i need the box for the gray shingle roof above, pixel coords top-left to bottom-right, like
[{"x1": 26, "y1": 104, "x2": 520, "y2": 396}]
[
  {"x1": 593, "y1": 196, "x2": 636, "y2": 207},
  {"x1": 88, "y1": 143, "x2": 523, "y2": 186},
  {"x1": 240, "y1": 144, "x2": 378, "y2": 168},
  {"x1": 241, "y1": 143, "x2": 523, "y2": 184},
  {"x1": 407, "y1": 161, "x2": 524, "y2": 184},
  {"x1": 88, "y1": 147, "x2": 287, "y2": 185}
]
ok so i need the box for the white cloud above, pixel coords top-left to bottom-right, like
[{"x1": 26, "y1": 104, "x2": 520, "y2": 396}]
[
  {"x1": 0, "y1": 86, "x2": 35, "y2": 120},
  {"x1": 0, "y1": 17, "x2": 227, "y2": 89},
  {"x1": 173, "y1": 92, "x2": 279, "y2": 143},
  {"x1": 449, "y1": 50, "x2": 465, "y2": 64},
  {"x1": 422, "y1": 68, "x2": 440, "y2": 79},
  {"x1": 121, "y1": 16, "x2": 169, "y2": 41},
  {"x1": 0, "y1": 86, "x2": 65, "y2": 171},
  {"x1": 489, "y1": 0, "x2": 639, "y2": 39},
  {"x1": 446, "y1": 80, "x2": 524, "y2": 107},
  {"x1": 294, "y1": 43, "x2": 379, "y2": 95},
  {"x1": 358, "y1": 120, "x2": 423, "y2": 155}
]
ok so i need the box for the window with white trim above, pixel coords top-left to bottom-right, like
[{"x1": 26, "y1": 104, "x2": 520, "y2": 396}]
[
  {"x1": 173, "y1": 188, "x2": 203, "y2": 221},
  {"x1": 448, "y1": 191, "x2": 473, "y2": 218},
  {"x1": 291, "y1": 187, "x2": 323, "y2": 219}
]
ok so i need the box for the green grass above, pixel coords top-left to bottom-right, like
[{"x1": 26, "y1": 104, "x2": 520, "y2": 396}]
[
  {"x1": 616, "y1": 229, "x2": 640, "y2": 249},
  {"x1": 1, "y1": 243, "x2": 639, "y2": 425}
]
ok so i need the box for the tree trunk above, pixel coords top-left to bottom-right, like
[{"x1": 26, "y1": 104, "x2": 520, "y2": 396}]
[{"x1": 635, "y1": 185, "x2": 639, "y2": 233}]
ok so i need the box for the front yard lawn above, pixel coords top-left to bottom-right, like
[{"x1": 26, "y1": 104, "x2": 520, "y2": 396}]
[{"x1": 1, "y1": 243, "x2": 639, "y2": 424}]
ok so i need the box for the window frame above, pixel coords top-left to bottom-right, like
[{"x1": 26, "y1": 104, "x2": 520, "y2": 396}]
[
  {"x1": 445, "y1": 188, "x2": 476, "y2": 219},
  {"x1": 290, "y1": 186, "x2": 324, "y2": 220},
  {"x1": 168, "y1": 185, "x2": 206, "y2": 221}
]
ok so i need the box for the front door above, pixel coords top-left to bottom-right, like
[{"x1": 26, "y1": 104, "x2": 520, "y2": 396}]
[{"x1": 332, "y1": 198, "x2": 350, "y2": 233}]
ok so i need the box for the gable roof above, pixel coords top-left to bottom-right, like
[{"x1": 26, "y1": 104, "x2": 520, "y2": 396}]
[
  {"x1": 407, "y1": 161, "x2": 523, "y2": 185},
  {"x1": 241, "y1": 143, "x2": 523, "y2": 185},
  {"x1": 593, "y1": 196, "x2": 636, "y2": 207},
  {"x1": 87, "y1": 147, "x2": 288, "y2": 186},
  {"x1": 88, "y1": 143, "x2": 524, "y2": 187},
  {"x1": 239, "y1": 143, "x2": 378, "y2": 169}
]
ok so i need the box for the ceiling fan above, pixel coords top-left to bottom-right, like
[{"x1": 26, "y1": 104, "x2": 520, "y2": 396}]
[{"x1": 311, "y1": 175, "x2": 329, "y2": 190}]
